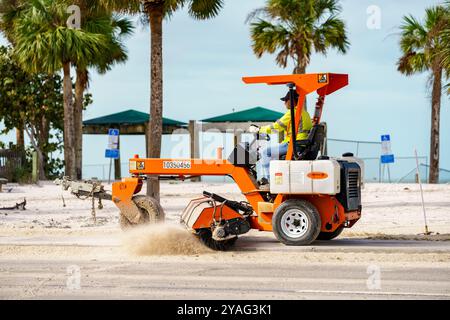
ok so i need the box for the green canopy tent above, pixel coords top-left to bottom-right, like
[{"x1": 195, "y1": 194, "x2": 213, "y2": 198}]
[
  {"x1": 83, "y1": 109, "x2": 186, "y2": 134},
  {"x1": 83, "y1": 109, "x2": 186, "y2": 179},
  {"x1": 201, "y1": 106, "x2": 284, "y2": 124}
]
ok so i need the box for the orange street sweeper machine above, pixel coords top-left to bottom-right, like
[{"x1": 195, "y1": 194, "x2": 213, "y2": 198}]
[{"x1": 111, "y1": 73, "x2": 364, "y2": 250}]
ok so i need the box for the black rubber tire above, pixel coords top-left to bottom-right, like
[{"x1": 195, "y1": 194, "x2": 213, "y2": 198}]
[
  {"x1": 317, "y1": 225, "x2": 345, "y2": 240},
  {"x1": 197, "y1": 229, "x2": 238, "y2": 251},
  {"x1": 272, "y1": 199, "x2": 321, "y2": 246},
  {"x1": 119, "y1": 195, "x2": 165, "y2": 230}
]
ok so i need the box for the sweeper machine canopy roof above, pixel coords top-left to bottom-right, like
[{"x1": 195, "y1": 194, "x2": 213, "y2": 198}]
[{"x1": 242, "y1": 73, "x2": 349, "y2": 161}]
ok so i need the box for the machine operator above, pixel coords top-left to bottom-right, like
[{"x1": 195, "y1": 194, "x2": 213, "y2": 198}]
[{"x1": 248, "y1": 91, "x2": 312, "y2": 189}]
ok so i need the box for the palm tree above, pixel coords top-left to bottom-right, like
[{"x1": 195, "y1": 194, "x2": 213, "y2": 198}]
[
  {"x1": 100, "y1": 0, "x2": 224, "y2": 201},
  {"x1": 397, "y1": 5, "x2": 450, "y2": 184},
  {"x1": 3, "y1": 0, "x2": 132, "y2": 179},
  {"x1": 5, "y1": 0, "x2": 110, "y2": 178},
  {"x1": 247, "y1": 0, "x2": 349, "y2": 74},
  {"x1": 69, "y1": 1, "x2": 134, "y2": 179}
]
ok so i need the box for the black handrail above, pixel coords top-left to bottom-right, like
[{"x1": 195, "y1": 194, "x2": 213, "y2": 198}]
[{"x1": 288, "y1": 83, "x2": 298, "y2": 160}]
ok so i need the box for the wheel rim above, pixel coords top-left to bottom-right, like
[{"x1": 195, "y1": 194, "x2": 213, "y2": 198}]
[{"x1": 280, "y1": 208, "x2": 309, "y2": 238}]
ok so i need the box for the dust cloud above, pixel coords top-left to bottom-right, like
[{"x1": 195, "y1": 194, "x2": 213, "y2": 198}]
[{"x1": 122, "y1": 224, "x2": 212, "y2": 256}]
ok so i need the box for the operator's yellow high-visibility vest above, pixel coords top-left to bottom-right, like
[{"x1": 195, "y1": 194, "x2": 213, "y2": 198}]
[{"x1": 259, "y1": 109, "x2": 313, "y2": 144}]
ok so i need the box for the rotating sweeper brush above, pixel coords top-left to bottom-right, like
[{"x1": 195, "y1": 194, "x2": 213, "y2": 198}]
[{"x1": 180, "y1": 191, "x2": 253, "y2": 250}]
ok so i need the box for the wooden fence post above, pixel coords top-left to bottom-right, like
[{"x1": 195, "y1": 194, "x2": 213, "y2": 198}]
[{"x1": 114, "y1": 135, "x2": 121, "y2": 180}]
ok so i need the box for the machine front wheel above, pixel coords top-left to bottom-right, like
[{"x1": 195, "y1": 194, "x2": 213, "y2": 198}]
[
  {"x1": 317, "y1": 225, "x2": 345, "y2": 240},
  {"x1": 197, "y1": 229, "x2": 238, "y2": 251},
  {"x1": 119, "y1": 195, "x2": 165, "y2": 230},
  {"x1": 272, "y1": 199, "x2": 321, "y2": 246}
]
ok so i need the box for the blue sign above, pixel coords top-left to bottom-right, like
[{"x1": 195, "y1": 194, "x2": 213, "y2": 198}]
[
  {"x1": 380, "y1": 134, "x2": 394, "y2": 164},
  {"x1": 108, "y1": 129, "x2": 119, "y2": 136},
  {"x1": 106, "y1": 128, "x2": 120, "y2": 159},
  {"x1": 381, "y1": 154, "x2": 395, "y2": 164},
  {"x1": 105, "y1": 149, "x2": 120, "y2": 159}
]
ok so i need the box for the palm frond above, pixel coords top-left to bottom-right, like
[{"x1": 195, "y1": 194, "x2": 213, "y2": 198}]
[
  {"x1": 313, "y1": 14, "x2": 349, "y2": 54},
  {"x1": 250, "y1": 19, "x2": 290, "y2": 57},
  {"x1": 314, "y1": 0, "x2": 342, "y2": 18},
  {"x1": 248, "y1": 0, "x2": 350, "y2": 72},
  {"x1": 98, "y1": 0, "x2": 141, "y2": 14},
  {"x1": 441, "y1": 29, "x2": 450, "y2": 70},
  {"x1": 112, "y1": 15, "x2": 134, "y2": 37},
  {"x1": 11, "y1": 0, "x2": 131, "y2": 75},
  {"x1": 398, "y1": 5, "x2": 450, "y2": 77},
  {"x1": 188, "y1": 0, "x2": 223, "y2": 20},
  {"x1": 399, "y1": 14, "x2": 428, "y2": 53},
  {"x1": 245, "y1": 7, "x2": 268, "y2": 24},
  {"x1": 397, "y1": 51, "x2": 428, "y2": 76}
]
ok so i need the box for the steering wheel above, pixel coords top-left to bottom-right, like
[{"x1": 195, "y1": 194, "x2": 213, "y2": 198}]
[{"x1": 257, "y1": 132, "x2": 271, "y2": 142}]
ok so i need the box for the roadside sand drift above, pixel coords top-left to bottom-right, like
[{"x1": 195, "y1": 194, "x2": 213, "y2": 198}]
[{"x1": 122, "y1": 224, "x2": 212, "y2": 256}]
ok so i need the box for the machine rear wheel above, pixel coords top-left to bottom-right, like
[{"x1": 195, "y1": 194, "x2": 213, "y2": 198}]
[
  {"x1": 317, "y1": 225, "x2": 345, "y2": 240},
  {"x1": 197, "y1": 229, "x2": 238, "y2": 251},
  {"x1": 119, "y1": 195, "x2": 165, "y2": 230},
  {"x1": 272, "y1": 199, "x2": 321, "y2": 246}
]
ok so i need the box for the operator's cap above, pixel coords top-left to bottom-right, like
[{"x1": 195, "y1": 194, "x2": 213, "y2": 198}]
[{"x1": 280, "y1": 91, "x2": 299, "y2": 102}]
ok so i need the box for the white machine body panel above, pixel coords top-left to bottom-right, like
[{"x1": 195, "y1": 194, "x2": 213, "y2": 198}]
[
  {"x1": 269, "y1": 160, "x2": 341, "y2": 194},
  {"x1": 289, "y1": 161, "x2": 314, "y2": 194},
  {"x1": 269, "y1": 161, "x2": 292, "y2": 194},
  {"x1": 312, "y1": 160, "x2": 341, "y2": 194}
]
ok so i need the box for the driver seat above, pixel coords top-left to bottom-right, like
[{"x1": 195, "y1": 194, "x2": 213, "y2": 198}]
[
  {"x1": 296, "y1": 123, "x2": 326, "y2": 160},
  {"x1": 281, "y1": 123, "x2": 326, "y2": 161}
]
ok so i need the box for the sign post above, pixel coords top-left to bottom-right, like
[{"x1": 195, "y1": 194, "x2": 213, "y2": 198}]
[
  {"x1": 105, "y1": 129, "x2": 120, "y2": 183},
  {"x1": 380, "y1": 134, "x2": 394, "y2": 183},
  {"x1": 414, "y1": 148, "x2": 430, "y2": 235}
]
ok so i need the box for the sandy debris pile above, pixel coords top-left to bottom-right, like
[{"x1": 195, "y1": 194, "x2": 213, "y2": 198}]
[{"x1": 122, "y1": 224, "x2": 211, "y2": 256}]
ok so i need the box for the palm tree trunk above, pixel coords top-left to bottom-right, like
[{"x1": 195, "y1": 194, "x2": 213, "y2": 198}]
[
  {"x1": 429, "y1": 66, "x2": 442, "y2": 184},
  {"x1": 74, "y1": 68, "x2": 88, "y2": 180},
  {"x1": 294, "y1": 64, "x2": 306, "y2": 74},
  {"x1": 15, "y1": 122, "x2": 26, "y2": 168},
  {"x1": 38, "y1": 113, "x2": 50, "y2": 179},
  {"x1": 63, "y1": 62, "x2": 76, "y2": 179},
  {"x1": 146, "y1": 4, "x2": 164, "y2": 202},
  {"x1": 15, "y1": 123, "x2": 24, "y2": 150}
]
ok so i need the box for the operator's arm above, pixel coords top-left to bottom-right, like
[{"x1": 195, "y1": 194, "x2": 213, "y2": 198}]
[{"x1": 259, "y1": 111, "x2": 290, "y2": 134}]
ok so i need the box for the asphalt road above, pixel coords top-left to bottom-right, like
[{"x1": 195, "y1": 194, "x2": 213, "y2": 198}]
[
  {"x1": 1, "y1": 258, "x2": 449, "y2": 300},
  {"x1": 1, "y1": 236, "x2": 449, "y2": 300}
]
